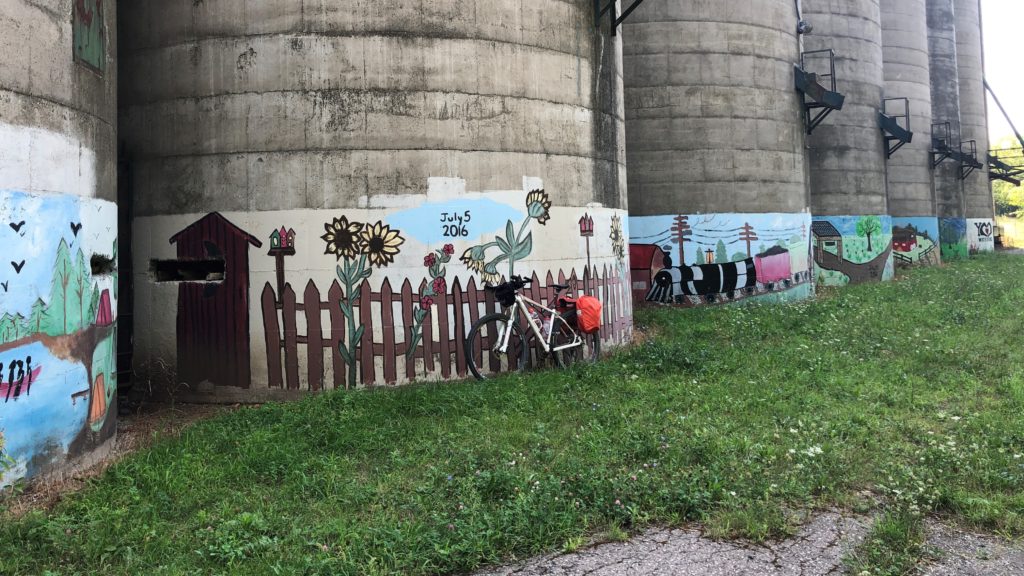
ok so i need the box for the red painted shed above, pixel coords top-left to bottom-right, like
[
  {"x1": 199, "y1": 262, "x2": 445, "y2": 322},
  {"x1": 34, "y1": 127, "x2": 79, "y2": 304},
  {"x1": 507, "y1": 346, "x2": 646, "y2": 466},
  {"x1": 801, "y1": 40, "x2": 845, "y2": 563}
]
[{"x1": 170, "y1": 213, "x2": 262, "y2": 389}]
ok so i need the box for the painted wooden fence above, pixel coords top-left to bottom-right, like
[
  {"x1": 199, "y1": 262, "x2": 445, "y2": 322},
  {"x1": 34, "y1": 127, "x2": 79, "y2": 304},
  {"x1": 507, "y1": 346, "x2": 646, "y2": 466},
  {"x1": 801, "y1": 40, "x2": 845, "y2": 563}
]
[{"x1": 260, "y1": 266, "x2": 631, "y2": 391}]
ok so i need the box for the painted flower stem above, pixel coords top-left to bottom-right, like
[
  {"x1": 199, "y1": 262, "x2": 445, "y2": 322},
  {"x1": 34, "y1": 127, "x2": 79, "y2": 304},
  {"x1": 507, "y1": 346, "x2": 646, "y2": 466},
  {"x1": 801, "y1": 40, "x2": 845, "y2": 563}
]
[{"x1": 336, "y1": 253, "x2": 368, "y2": 389}]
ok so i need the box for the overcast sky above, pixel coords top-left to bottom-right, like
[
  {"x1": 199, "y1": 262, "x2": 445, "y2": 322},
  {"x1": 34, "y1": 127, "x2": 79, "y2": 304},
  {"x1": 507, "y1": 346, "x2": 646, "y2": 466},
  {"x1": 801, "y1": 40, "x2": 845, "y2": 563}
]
[{"x1": 983, "y1": 0, "x2": 1021, "y2": 143}]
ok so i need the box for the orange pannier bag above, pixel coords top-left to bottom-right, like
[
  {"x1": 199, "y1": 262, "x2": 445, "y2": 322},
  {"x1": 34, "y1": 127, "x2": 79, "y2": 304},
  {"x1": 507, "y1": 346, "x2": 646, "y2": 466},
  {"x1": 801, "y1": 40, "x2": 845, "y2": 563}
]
[{"x1": 575, "y1": 295, "x2": 602, "y2": 334}]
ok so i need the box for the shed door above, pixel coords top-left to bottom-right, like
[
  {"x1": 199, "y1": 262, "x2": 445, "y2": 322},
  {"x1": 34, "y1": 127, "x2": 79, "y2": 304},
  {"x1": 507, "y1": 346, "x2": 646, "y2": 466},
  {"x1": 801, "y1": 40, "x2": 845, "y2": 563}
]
[{"x1": 176, "y1": 237, "x2": 252, "y2": 389}]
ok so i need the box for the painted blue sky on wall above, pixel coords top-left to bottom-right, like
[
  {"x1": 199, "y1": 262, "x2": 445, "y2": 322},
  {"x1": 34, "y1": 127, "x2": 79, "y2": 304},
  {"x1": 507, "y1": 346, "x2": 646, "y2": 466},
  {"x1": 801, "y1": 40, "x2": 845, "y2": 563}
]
[
  {"x1": 0, "y1": 190, "x2": 117, "y2": 318},
  {"x1": 629, "y1": 212, "x2": 812, "y2": 266},
  {"x1": 386, "y1": 198, "x2": 524, "y2": 246},
  {"x1": 892, "y1": 217, "x2": 939, "y2": 241},
  {"x1": 812, "y1": 215, "x2": 894, "y2": 237}
]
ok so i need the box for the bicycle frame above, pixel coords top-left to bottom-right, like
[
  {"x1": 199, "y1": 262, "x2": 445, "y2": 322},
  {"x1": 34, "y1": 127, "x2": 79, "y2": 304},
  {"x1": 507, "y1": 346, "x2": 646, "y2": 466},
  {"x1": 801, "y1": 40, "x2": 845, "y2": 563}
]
[{"x1": 492, "y1": 293, "x2": 583, "y2": 355}]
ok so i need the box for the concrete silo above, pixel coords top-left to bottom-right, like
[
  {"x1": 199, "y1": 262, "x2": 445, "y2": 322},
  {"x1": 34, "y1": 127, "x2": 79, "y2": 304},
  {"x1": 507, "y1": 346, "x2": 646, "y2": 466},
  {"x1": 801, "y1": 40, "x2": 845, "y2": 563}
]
[
  {"x1": 121, "y1": 1, "x2": 631, "y2": 399},
  {"x1": 882, "y1": 0, "x2": 941, "y2": 267},
  {"x1": 956, "y1": 0, "x2": 996, "y2": 253},
  {"x1": 623, "y1": 1, "x2": 815, "y2": 309},
  {"x1": 927, "y1": 0, "x2": 970, "y2": 260},
  {"x1": 803, "y1": 0, "x2": 895, "y2": 286},
  {"x1": 0, "y1": 1, "x2": 119, "y2": 485}
]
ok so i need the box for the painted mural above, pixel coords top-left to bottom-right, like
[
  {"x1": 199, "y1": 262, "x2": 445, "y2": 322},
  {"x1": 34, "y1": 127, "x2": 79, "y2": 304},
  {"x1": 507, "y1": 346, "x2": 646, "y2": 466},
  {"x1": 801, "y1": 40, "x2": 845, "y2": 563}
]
[
  {"x1": 0, "y1": 191, "x2": 118, "y2": 486},
  {"x1": 133, "y1": 178, "x2": 632, "y2": 396},
  {"x1": 627, "y1": 213, "x2": 813, "y2": 306},
  {"x1": 73, "y1": 0, "x2": 106, "y2": 73},
  {"x1": 967, "y1": 218, "x2": 996, "y2": 253},
  {"x1": 891, "y1": 217, "x2": 941, "y2": 267},
  {"x1": 939, "y1": 218, "x2": 969, "y2": 261},
  {"x1": 811, "y1": 216, "x2": 894, "y2": 286}
]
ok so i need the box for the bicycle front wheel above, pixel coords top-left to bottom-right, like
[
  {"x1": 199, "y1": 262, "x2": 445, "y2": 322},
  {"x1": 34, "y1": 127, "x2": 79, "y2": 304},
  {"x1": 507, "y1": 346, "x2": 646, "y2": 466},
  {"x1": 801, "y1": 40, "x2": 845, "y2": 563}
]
[
  {"x1": 465, "y1": 313, "x2": 527, "y2": 380},
  {"x1": 551, "y1": 312, "x2": 601, "y2": 369}
]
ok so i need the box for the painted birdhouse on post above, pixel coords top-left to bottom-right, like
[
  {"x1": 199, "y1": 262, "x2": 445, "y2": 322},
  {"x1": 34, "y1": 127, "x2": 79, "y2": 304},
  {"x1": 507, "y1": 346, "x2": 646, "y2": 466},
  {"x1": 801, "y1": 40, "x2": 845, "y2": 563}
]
[
  {"x1": 268, "y1": 226, "x2": 297, "y2": 256},
  {"x1": 578, "y1": 214, "x2": 595, "y2": 237}
]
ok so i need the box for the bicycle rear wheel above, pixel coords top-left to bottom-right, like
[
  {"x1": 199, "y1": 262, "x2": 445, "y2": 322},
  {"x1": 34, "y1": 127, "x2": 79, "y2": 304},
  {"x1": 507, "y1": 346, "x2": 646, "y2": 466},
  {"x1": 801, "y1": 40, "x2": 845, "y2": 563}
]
[
  {"x1": 551, "y1": 312, "x2": 601, "y2": 368},
  {"x1": 465, "y1": 313, "x2": 527, "y2": 380}
]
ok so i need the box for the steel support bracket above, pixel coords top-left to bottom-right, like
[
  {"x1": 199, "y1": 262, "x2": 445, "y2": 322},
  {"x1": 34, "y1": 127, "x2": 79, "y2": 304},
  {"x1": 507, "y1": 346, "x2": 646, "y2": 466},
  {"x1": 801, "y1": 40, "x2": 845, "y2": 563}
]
[
  {"x1": 989, "y1": 154, "x2": 1023, "y2": 186},
  {"x1": 957, "y1": 140, "x2": 983, "y2": 180},
  {"x1": 931, "y1": 122, "x2": 955, "y2": 169},
  {"x1": 594, "y1": 0, "x2": 647, "y2": 35},
  {"x1": 795, "y1": 50, "x2": 845, "y2": 135},
  {"x1": 880, "y1": 98, "x2": 913, "y2": 158}
]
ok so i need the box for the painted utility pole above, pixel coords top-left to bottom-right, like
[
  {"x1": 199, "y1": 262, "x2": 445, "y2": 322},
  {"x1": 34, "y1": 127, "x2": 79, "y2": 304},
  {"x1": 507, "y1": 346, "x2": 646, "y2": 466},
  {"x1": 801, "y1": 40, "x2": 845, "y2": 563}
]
[
  {"x1": 739, "y1": 223, "x2": 759, "y2": 257},
  {"x1": 671, "y1": 215, "x2": 692, "y2": 265}
]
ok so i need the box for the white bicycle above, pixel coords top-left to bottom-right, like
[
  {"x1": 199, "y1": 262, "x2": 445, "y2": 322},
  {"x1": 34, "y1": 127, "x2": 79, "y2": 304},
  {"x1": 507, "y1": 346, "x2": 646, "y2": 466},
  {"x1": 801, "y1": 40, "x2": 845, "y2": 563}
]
[{"x1": 465, "y1": 275, "x2": 601, "y2": 380}]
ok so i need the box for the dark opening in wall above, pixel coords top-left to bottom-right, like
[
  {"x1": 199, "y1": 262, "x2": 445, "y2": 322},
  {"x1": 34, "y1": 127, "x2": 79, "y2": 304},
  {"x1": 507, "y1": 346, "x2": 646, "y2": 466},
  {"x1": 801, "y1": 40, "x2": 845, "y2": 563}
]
[
  {"x1": 150, "y1": 259, "x2": 225, "y2": 282},
  {"x1": 91, "y1": 254, "x2": 117, "y2": 276}
]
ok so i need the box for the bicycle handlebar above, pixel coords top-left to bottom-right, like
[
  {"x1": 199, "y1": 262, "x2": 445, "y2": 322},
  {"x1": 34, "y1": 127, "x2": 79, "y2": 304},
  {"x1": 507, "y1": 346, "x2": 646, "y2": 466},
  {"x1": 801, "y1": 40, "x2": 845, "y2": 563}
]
[{"x1": 484, "y1": 275, "x2": 531, "y2": 291}]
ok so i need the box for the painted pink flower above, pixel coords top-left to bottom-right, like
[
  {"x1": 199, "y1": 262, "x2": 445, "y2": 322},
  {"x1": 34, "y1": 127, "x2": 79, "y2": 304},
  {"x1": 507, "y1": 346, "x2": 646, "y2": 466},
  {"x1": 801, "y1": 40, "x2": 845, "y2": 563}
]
[
  {"x1": 424, "y1": 253, "x2": 438, "y2": 267},
  {"x1": 432, "y1": 277, "x2": 447, "y2": 295},
  {"x1": 443, "y1": 244, "x2": 455, "y2": 256},
  {"x1": 420, "y1": 296, "x2": 434, "y2": 310}
]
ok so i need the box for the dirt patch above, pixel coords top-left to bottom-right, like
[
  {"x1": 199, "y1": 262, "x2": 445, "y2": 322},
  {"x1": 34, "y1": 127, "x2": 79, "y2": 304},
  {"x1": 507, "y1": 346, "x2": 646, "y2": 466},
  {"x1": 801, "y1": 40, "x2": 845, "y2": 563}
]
[{"x1": 1, "y1": 400, "x2": 232, "y2": 517}]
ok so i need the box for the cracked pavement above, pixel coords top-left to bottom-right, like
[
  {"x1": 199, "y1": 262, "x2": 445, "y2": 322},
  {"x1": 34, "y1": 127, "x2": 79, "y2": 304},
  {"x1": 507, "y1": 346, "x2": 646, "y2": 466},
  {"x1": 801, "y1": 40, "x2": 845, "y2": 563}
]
[{"x1": 472, "y1": 513, "x2": 1024, "y2": 576}]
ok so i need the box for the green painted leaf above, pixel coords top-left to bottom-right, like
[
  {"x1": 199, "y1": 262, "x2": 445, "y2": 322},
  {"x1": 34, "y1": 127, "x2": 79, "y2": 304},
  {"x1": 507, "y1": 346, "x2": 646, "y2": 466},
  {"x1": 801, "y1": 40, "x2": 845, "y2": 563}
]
[
  {"x1": 512, "y1": 232, "x2": 533, "y2": 261},
  {"x1": 495, "y1": 235, "x2": 512, "y2": 255}
]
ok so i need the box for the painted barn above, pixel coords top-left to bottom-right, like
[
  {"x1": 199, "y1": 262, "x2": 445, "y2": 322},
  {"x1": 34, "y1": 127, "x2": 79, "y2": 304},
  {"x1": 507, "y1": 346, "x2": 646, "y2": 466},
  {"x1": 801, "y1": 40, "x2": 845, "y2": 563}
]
[
  {"x1": 893, "y1": 225, "x2": 918, "y2": 252},
  {"x1": 629, "y1": 244, "x2": 667, "y2": 302}
]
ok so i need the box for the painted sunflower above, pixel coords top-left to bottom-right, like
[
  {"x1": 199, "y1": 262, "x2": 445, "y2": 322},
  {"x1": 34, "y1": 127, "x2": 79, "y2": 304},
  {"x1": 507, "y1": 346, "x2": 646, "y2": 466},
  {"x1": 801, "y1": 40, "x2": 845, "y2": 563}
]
[
  {"x1": 526, "y1": 189, "x2": 552, "y2": 225},
  {"x1": 610, "y1": 215, "x2": 625, "y2": 262},
  {"x1": 361, "y1": 221, "x2": 405, "y2": 267},
  {"x1": 460, "y1": 246, "x2": 487, "y2": 273},
  {"x1": 322, "y1": 216, "x2": 364, "y2": 260},
  {"x1": 481, "y1": 262, "x2": 501, "y2": 284}
]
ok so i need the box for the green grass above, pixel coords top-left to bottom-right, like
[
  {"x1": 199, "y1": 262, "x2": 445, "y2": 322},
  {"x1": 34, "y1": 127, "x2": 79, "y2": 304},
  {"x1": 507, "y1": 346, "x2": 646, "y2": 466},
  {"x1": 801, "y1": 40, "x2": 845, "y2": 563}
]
[
  {"x1": 847, "y1": 510, "x2": 928, "y2": 576},
  {"x1": 2, "y1": 255, "x2": 1024, "y2": 575}
]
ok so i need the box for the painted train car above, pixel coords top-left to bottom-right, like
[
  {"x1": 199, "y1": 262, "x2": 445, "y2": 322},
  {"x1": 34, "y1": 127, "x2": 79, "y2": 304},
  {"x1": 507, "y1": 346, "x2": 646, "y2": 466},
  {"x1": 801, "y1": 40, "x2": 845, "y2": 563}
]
[{"x1": 645, "y1": 246, "x2": 793, "y2": 304}]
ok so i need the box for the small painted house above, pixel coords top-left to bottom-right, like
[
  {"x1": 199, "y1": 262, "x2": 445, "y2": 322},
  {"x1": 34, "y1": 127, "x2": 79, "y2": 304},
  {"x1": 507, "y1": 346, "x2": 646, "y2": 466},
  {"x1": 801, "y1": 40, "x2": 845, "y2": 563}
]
[
  {"x1": 754, "y1": 245, "x2": 792, "y2": 284},
  {"x1": 629, "y1": 244, "x2": 666, "y2": 302},
  {"x1": 811, "y1": 221, "x2": 844, "y2": 261}
]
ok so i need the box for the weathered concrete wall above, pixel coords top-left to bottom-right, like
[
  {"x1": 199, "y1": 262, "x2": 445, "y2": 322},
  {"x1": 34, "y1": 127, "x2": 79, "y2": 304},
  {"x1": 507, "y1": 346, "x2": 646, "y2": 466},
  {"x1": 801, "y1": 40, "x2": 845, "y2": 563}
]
[
  {"x1": 803, "y1": 0, "x2": 888, "y2": 217},
  {"x1": 804, "y1": 0, "x2": 893, "y2": 283},
  {"x1": 622, "y1": 0, "x2": 809, "y2": 216},
  {"x1": 954, "y1": 0, "x2": 994, "y2": 221},
  {"x1": 882, "y1": 0, "x2": 935, "y2": 218},
  {"x1": 0, "y1": 0, "x2": 118, "y2": 485},
  {"x1": 120, "y1": 0, "x2": 626, "y2": 214},
  {"x1": 927, "y1": 0, "x2": 966, "y2": 220},
  {"x1": 121, "y1": 1, "x2": 630, "y2": 399}
]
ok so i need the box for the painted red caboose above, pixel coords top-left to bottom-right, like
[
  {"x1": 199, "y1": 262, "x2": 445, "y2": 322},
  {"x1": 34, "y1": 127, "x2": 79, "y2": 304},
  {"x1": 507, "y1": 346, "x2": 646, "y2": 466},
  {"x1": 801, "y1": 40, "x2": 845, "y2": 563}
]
[{"x1": 629, "y1": 244, "x2": 667, "y2": 303}]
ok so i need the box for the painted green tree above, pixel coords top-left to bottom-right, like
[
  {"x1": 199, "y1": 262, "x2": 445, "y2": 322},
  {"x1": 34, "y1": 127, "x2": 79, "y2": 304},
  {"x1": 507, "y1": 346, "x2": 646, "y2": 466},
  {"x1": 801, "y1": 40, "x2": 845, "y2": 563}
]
[
  {"x1": 715, "y1": 240, "x2": 728, "y2": 263},
  {"x1": 43, "y1": 238, "x2": 92, "y2": 336},
  {"x1": 28, "y1": 299, "x2": 48, "y2": 334},
  {"x1": 856, "y1": 216, "x2": 883, "y2": 252},
  {"x1": 0, "y1": 314, "x2": 16, "y2": 343}
]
